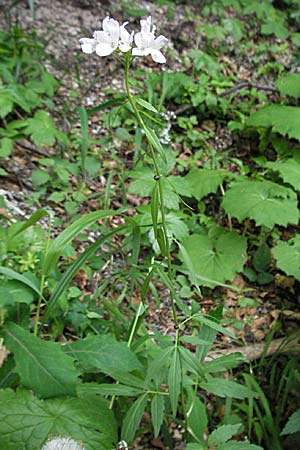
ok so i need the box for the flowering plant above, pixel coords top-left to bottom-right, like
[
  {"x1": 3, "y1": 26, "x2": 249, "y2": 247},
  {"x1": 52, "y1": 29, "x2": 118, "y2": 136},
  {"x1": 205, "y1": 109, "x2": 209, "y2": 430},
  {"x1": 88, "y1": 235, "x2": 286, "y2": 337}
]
[{"x1": 80, "y1": 16, "x2": 168, "y2": 63}]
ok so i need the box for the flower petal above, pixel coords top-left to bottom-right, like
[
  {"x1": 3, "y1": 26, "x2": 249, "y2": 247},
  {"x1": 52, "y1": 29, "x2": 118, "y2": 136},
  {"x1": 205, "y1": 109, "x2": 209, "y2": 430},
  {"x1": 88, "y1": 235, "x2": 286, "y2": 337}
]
[
  {"x1": 150, "y1": 49, "x2": 166, "y2": 63},
  {"x1": 102, "y1": 16, "x2": 120, "y2": 42},
  {"x1": 132, "y1": 47, "x2": 148, "y2": 56},
  {"x1": 79, "y1": 38, "x2": 96, "y2": 54},
  {"x1": 140, "y1": 16, "x2": 152, "y2": 33},
  {"x1": 95, "y1": 42, "x2": 115, "y2": 56},
  {"x1": 93, "y1": 30, "x2": 111, "y2": 44},
  {"x1": 152, "y1": 35, "x2": 168, "y2": 50}
]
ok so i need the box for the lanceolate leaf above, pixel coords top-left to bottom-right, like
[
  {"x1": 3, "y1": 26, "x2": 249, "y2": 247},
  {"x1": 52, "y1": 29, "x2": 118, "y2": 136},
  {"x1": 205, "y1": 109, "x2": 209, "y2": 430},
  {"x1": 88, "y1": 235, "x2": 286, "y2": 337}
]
[
  {"x1": 121, "y1": 393, "x2": 148, "y2": 443},
  {"x1": 2, "y1": 323, "x2": 80, "y2": 398},
  {"x1": 8, "y1": 210, "x2": 50, "y2": 238},
  {"x1": 200, "y1": 378, "x2": 254, "y2": 399},
  {"x1": 43, "y1": 225, "x2": 128, "y2": 321},
  {"x1": 43, "y1": 209, "x2": 123, "y2": 275},
  {"x1": 168, "y1": 347, "x2": 181, "y2": 416},
  {"x1": 64, "y1": 334, "x2": 142, "y2": 375},
  {"x1": 151, "y1": 393, "x2": 165, "y2": 438},
  {"x1": 222, "y1": 180, "x2": 299, "y2": 228},
  {"x1": 0, "y1": 389, "x2": 117, "y2": 450},
  {"x1": 78, "y1": 383, "x2": 144, "y2": 397}
]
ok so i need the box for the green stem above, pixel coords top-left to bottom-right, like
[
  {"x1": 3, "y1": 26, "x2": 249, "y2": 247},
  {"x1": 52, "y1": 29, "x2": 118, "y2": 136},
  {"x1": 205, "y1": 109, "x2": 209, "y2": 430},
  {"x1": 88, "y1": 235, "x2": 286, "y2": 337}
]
[
  {"x1": 124, "y1": 55, "x2": 178, "y2": 327},
  {"x1": 34, "y1": 222, "x2": 51, "y2": 336},
  {"x1": 125, "y1": 56, "x2": 178, "y2": 327}
]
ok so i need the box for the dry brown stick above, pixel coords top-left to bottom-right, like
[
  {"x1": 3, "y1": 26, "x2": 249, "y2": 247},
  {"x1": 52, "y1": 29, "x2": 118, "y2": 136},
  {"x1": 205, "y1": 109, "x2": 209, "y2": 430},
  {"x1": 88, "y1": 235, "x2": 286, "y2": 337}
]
[{"x1": 205, "y1": 334, "x2": 300, "y2": 363}]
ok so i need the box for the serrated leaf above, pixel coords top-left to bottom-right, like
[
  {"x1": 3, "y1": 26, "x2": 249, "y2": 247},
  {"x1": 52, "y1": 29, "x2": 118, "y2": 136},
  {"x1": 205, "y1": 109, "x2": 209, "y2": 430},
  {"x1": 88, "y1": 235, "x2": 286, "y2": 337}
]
[
  {"x1": 78, "y1": 382, "x2": 143, "y2": 397},
  {"x1": 247, "y1": 105, "x2": 300, "y2": 141},
  {"x1": 216, "y1": 442, "x2": 263, "y2": 450},
  {"x1": 266, "y1": 155, "x2": 300, "y2": 191},
  {"x1": 64, "y1": 334, "x2": 142, "y2": 375},
  {"x1": 205, "y1": 353, "x2": 247, "y2": 373},
  {"x1": 185, "y1": 168, "x2": 229, "y2": 200},
  {"x1": 168, "y1": 347, "x2": 181, "y2": 416},
  {"x1": 200, "y1": 378, "x2": 254, "y2": 399},
  {"x1": 276, "y1": 73, "x2": 300, "y2": 99},
  {"x1": 208, "y1": 423, "x2": 242, "y2": 445},
  {"x1": 3, "y1": 323, "x2": 80, "y2": 398},
  {"x1": 0, "y1": 389, "x2": 117, "y2": 450},
  {"x1": 0, "y1": 89, "x2": 14, "y2": 118},
  {"x1": 222, "y1": 180, "x2": 299, "y2": 228},
  {"x1": 24, "y1": 110, "x2": 59, "y2": 146},
  {"x1": 180, "y1": 230, "x2": 247, "y2": 287},
  {"x1": 151, "y1": 394, "x2": 165, "y2": 438},
  {"x1": 273, "y1": 235, "x2": 300, "y2": 279},
  {"x1": 121, "y1": 393, "x2": 148, "y2": 443},
  {"x1": 281, "y1": 409, "x2": 300, "y2": 435},
  {"x1": 179, "y1": 346, "x2": 205, "y2": 377}
]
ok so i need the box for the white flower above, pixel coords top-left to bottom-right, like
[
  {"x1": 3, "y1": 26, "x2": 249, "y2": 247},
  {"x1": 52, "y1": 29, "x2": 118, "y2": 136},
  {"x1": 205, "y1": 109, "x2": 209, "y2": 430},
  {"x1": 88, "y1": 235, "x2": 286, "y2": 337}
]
[
  {"x1": 79, "y1": 16, "x2": 133, "y2": 57},
  {"x1": 41, "y1": 437, "x2": 85, "y2": 450},
  {"x1": 132, "y1": 16, "x2": 168, "y2": 63},
  {"x1": 119, "y1": 22, "x2": 134, "y2": 53}
]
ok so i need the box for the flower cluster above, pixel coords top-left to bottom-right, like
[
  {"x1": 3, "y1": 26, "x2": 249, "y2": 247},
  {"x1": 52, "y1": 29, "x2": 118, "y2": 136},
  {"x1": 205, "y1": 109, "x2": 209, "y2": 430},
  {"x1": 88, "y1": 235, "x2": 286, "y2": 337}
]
[
  {"x1": 80, "y1": 16, "x2": 168, "y2": 63},
  {"x1": 41, "y1": 437, "x2": 85, "y2": 450}
]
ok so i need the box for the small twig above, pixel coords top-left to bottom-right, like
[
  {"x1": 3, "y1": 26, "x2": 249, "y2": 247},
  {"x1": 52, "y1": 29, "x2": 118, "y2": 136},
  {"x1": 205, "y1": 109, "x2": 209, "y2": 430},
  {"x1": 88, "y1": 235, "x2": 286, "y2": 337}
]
[{"x1": 16, "y1": 141, "x2": 50, "y2": 157}]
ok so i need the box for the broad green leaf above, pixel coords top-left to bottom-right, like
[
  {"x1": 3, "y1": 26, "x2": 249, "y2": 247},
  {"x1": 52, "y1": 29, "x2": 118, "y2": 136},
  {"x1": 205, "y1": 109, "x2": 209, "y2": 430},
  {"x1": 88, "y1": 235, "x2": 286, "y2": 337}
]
[
  {"x1": 200, "y1": 378, "x2": 254, "y2": 399},
  {"x1": 246, "y1": 105, "x2": 300, "y2": 141},
  {"x1": 261, "y1": 20, "x2": 289, "y2": 40},
  {"x1": 64, "y1": 334, "x2": 142, "y2": 375},
  {"x1": 151, "y1": 393, "x2": 165, "y2": 438},
  {"x1": 180, "y1": 230, "x2": 247, "y2": 287},
  {"x1": 222, "y1": 180, "x2": 299, "y2": 228},
  {"x1": 272, "y1": 235, "x2": 300, "y2": 280},
  {"x1": 24, "y1": 110, "x2": 59, "y2": 146},
  {"x1": 253, "y1": 242, "x2": 271, "y2": 273},
  {"x1": 281, "y1": 409, "x2": 300, "y2": 435},
  {"x1": 0, "y1": 266, "x2": 44, "y2": 300},
  {"x1": 32, "y1": 168, "x2": 50, "y2": 186},
  {"x1": 0, "y1": 389, "x2": 117, "y2": 450},
  {"x1": 43, "y1": 209, "x2": 122, "y2": 275},
  {"x1": 168, "y1": 347, "x2": 181, "y2": 416},
  {"x1": 0, "y1": 88, "x2": 14, "y2": 118},
  {"x1": 78, "y1": 382, "x2": 143, "y2": 397},
  {"x1": 276, "y1": 74, "x2": 300, "y2": 99},
  {"x1": 266, "y1": 155, "x2": 300, "y2": 191},
  {"x1": 185, "y1": 168, "x2": 229, "y2": 200},
  {"x1": 121, "y1": 393, "x2": 148, "y2": 443},
  {"x1": 0, "y1": 280, "x2": 36, "y2": 306},
  {"x1": 0, "y1": 137, "x2": 13, "y2": 157},
  {"x1": 3, "y1": 323, "x2": 80, "y2": 398},
  {"x1": 208, "y1": 423, "x2": 242, "y2": 446}
]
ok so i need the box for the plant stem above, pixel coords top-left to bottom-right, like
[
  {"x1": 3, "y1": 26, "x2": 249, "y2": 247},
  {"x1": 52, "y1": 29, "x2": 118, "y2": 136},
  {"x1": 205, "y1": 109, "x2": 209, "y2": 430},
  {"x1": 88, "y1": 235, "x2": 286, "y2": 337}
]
[
  {"x1": 34, "y1": 222, "x2": 51, "y2": 336},
  {"x1": 124, "y1": 55, "x2": 178, "y2": 327}
]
